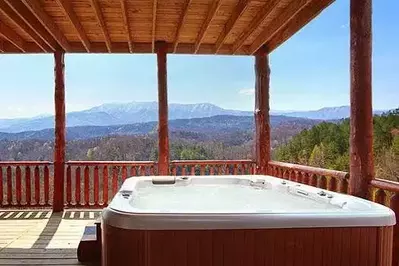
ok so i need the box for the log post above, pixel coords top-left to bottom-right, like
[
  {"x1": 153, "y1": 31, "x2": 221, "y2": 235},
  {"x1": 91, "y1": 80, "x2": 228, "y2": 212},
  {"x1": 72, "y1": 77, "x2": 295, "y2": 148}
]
[
  {"x1": 349, "y1": 0, "x2": 373, "y2": 199},
  {"x1": 254, "y1": 46, "x2": 271, "y2": 175},
  {"x1": 156, "y1": 41, "x2": 169, "y2": 175},
  {"x1": 53, "y1": 51, "x2": 66, "y2": 212}
]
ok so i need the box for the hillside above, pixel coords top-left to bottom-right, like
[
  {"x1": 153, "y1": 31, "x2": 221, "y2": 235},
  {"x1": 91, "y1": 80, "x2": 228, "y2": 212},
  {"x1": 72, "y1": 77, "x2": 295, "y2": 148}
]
[
  {"x1": 0, "y1": 115, "x2": 318, "y2": 141},
  {"x1": 274, "y1": 109, "x2": 399, "y2": 181},
  {"x1": 0, "y1": 115, "x2": 320, "y2": 161},
  {"x1": 281, "y1": 106, "x2": 386, "y2": 120}
]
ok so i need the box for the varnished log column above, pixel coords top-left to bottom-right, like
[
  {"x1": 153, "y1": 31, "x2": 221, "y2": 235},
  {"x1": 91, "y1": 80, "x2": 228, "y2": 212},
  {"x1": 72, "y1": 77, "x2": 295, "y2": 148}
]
[
  {"x1": 156, "y1": 42, "x2": 169, "y2": 175},
  {"x1": 254, "y1": 46, "x2": 271, "y2": 175},
  {"x1": 53, "y1": 51, "x2": 66, "y2": 212},
  {"x1": 349, "y1": 0, "x2": 373, "y2": 199}
]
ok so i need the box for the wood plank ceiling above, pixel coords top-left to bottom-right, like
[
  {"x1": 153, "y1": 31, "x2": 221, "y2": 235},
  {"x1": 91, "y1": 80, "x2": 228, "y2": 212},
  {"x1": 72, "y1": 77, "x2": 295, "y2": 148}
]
[{"x1": 0, "y1": 0, "x2": 334, "y2": 55}]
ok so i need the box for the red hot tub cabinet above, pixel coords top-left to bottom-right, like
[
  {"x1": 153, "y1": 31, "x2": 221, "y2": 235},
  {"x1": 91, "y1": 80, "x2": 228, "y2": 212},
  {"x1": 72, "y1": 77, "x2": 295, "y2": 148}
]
[{"x1": 101, "y1": 175, "x2": 395, "y2": 266}]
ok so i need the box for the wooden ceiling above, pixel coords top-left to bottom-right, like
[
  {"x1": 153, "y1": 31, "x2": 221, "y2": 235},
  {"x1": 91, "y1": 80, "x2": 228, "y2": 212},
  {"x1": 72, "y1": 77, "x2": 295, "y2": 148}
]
[{"x1": 0, "y1": 0, "x2": 334, "y2": 55}]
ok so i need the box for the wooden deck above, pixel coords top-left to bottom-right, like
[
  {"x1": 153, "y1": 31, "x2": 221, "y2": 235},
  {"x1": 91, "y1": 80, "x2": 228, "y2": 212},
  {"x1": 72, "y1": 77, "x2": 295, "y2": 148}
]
[{"x1": 0, "y1": 209, "x2": 101, "y2": 265}]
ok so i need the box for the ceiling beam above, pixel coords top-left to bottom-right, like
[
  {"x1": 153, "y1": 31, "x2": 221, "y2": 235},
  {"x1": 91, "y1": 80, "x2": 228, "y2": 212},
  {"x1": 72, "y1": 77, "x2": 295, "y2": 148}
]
[
  {"x1": 0, "y1": 21, "x2": 25, "y2": 52},
  {"x1": 215, "y1": 0, "x2": 249, "y2": 54},
  {"x1": 173, "y1": 0, "x2": 192, "y2": 53},
  {"x1": 4, "y1": 0, "x2": 58, "y2": 51},
  {"x1": 194, "y1": 0, "x2": 223, "y2": 54},
  {"x1": 248, "y1": 0, "x2": 310, "y2": 54},
  {"x1": 21, "y1": 0, "x2": 71, "y2": 51},
  {"x1": 266, "y1": 0, "x2": 334, "y2": 53},
  {"x1": 231, "y1": 0, "x2": 279, "y2": 54},
  {"x1": 56, "y1": 0, "x2": 90, "y2": 52},
  {"x1": 152, "y1": 0, "x2": 157, "y2": 53},
  {"x1": 120, "y1": 0, "x2": 133, "y2": 53},
  {"x1": 90, "y1": 0, "x2": 111, "y2": 53},
  {"x1": 0, "y1": 0, "x2": 50, "y2": 52}
]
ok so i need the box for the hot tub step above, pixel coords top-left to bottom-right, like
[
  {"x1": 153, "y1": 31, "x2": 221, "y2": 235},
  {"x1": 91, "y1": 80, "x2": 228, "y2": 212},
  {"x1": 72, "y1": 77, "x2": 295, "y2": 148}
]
[{"x1": 77, "y1": 219, "x2": 101, "y2": 264}]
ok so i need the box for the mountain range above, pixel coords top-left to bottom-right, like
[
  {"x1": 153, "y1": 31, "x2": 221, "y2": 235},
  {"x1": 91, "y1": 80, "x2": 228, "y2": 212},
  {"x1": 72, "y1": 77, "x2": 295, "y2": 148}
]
[
  {"x1": 0, "y1": 115, "x2": 318, "y2": 142},
  {"x1": 0, "y1": 102, "x2": 388, "y2": 133}
]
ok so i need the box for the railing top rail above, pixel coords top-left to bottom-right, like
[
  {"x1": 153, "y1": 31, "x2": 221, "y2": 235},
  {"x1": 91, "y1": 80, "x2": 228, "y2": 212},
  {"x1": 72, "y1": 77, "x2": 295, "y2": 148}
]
[
  {"x1": 268, "y1": 160, "x2": 349, "y2": 180},
  {"x1": 66, "y1": 161, "x2": 157, "y2": 166},
  {"x1": 370, "y1": 179, "x2": 399, "y2": 193},
  {"x1": 171, "y1": 159, "x2": 255, "y2": 166},
  {"x1": 0, "y1": 161, "x2": 53, "y2": 166}
]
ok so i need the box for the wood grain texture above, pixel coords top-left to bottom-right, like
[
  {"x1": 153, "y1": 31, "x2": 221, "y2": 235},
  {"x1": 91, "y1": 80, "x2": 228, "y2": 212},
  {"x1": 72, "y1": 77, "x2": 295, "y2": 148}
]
[
  {"x1": 254, "y1": 48, "x2": 270, "y2": 175},
  {"x1": 102, "y1": 225, "x2": 391, "y2": 266},
  {"x1": 56, "y1": 0, "x2": 90, "y2": 52},
  {"x1": 0, "y1": 0, "x2": 334, "y2": 54},
  {"x1": 90, "y1": 0, "x2": 111, "y2": 52},
  {"x1": 53, "y1": 51, "x2": 65, "y2": 212},
  {"x1": 157, "y1": 41, "x2": 169, "y2": 175},
  {"x1": 349, "y1": 0, "x2": 373, "y2": 199},
  {"x1": 22, "y1": 0, "x2": 70, "y2": 51}
]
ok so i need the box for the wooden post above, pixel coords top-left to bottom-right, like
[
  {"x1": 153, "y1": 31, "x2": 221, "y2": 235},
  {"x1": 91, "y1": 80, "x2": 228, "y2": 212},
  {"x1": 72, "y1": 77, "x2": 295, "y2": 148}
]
[
  {"x1": 254, "y1": 46, "x2": 271, "y2": 175},
  {"x1": 156, "y1": 41, "x2": 169, "y2": 175},
  {"x1": 349, "y1": 0, "x2": 373, "y2": 199},
  {"x1": 53, "y1": 51, "x2": 66, "y2": 212}
]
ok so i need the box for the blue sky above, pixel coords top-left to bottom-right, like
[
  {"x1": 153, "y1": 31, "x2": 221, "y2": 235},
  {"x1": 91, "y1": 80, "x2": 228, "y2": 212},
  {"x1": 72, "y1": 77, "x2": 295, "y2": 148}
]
[{"x1": 0, "y1": 0, "x2": 398, "y2": 118}]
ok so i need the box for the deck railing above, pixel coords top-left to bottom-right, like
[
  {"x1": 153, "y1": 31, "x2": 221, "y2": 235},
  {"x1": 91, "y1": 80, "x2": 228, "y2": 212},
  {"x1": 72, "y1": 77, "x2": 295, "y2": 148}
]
[
  {"x1": 170, "y1": 160, "x2": 256, "y2": 176},
  {"x1": 0, "y1": 161, "x2": 53, "y2": 207},
  {"x1": 65, "y1": 161, "x2": 157, "y2": 207},
  {"x1": 268, "y1": 161, "x2": 349, "y2": 194},
  {"x1": 370, "y1": 178, "x2": 399, "y2": 266}
]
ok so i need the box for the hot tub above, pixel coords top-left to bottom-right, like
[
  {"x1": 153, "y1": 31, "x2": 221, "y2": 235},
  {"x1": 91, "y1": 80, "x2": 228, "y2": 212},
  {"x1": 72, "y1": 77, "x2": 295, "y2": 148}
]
[{"x1": 102, "y1": 175, "x2": 395, "y2": 266}]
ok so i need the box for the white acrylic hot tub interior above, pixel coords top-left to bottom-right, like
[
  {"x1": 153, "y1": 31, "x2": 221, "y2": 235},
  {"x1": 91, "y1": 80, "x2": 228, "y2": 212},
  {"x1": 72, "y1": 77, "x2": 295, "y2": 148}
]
[
  {"x1": 103, "y1": 175, "x2": 396, "y2": 229},
  {"x1": 131, "y1": 179, "x2": 342, "y2": 213}
]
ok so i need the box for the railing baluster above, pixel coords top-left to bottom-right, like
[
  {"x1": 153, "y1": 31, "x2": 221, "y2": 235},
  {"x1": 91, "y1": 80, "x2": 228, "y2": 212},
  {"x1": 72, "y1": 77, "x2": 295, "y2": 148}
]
[
  {"x1": 0, "y1": 167, "x2": 3, "y2": 205},
  {"x1": 112, "y1": 166, "x2": 118, "y2": 195},
  {"x1": 122, "y1": 166, "x2": 127, "y2": 182},
  {"x1": 139, "y1": 165, "x2": 145, "y2": 176},
  {"x1": 309, "y1": 174, "x2": 317, "y2": 187},
  {"x1": 182, "y1": 166, "x2": 186, "y2": 176},
  {"x1": 209, "y1": 165, "x2": 214, "y2": 175},
  {"x1": 44, "y1": 166, "x2": 49, "y2": 205},
  {"x1": 172, "y1": 165, "x2": 177, "y2": 175},
  {"x1": 296, "y1": 172, "x2": 303, "y2": 183},
  {"x1": 16, "y1": 166, "x2": 22, "y2": 205},
  {"x1": 289, "y1": 170, "x2": 296, "y2": 182},
  {"x1": 318, "y1": 175, "x2": 327, "y2": 190},
  {"x1": 34, "y1": 166, "x2": 40, "y2": 205},
  {"x1": 150, "y1": 165, "x2": 155, "y2": 175},
  {"x1": 75, "y1": 167, "x2": 81, "y2": 206},
  {"x1": 374, "y1": 189, "x2": 386, "y2": 205},
  {"x1": 66, "y1": 165, "x2": 72, "y2": 205},
  {"x1": 338, "y1": 178, "x2": 348, "y2": 194},
  {"x1": 200, "y1": 165, "x2": 205, "y2": 175},
  {"x1": 7, "y1": 166, "x2": 12, "y2": 205},
  {"x1": 94, "y1": 166, "x2": 99, "y2": 206},
  {"x1": 233, "y1": 164, "x2": 238, "y2": 175},
  {"x1": 328, "y1": 177, "x2": 337, "y2": 192},
  {"x1": 84, "y1": 166, "x2": 90, "y2": 206},
  {"x1": 25, "y1": 166, "x2": 31, "y2": 206},
  {"x1": 130, "y1": 166, "x2": 136, "y2": 177},
  {"x1": 103, "y1": 166, "x2": 109, "y2": 205},
  {"x1": 190, "y1": 165, "x2": 195, "y2": 175}
]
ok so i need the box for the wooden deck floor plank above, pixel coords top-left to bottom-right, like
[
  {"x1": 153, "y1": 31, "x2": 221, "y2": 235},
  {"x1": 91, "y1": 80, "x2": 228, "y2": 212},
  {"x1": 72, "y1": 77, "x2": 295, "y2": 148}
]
[{"x1": 0, "y1": 209, "x2": 96, "y2": 265}]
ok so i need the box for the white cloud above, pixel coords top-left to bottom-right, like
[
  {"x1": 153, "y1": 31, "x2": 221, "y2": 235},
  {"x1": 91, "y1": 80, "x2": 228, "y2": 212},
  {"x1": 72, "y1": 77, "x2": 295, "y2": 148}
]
[
  {"x1": 238, "y1": 88, "x2": 255, "y2": 96},
  {"x1": 340, "y1": 23, "x2": 349, "y2": 29}
]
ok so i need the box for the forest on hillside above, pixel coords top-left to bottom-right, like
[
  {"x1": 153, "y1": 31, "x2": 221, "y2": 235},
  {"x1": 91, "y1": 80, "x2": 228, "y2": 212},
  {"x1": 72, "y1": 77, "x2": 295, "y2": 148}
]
[{"x1": 274, "y1": 109, "x2": 399, "y2": 181}]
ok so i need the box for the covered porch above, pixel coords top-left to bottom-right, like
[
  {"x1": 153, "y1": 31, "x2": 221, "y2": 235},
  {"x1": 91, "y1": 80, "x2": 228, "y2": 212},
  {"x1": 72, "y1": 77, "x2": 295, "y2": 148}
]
[{"x1": 0, "y1": 0, "x2": 398, "y2": 265}]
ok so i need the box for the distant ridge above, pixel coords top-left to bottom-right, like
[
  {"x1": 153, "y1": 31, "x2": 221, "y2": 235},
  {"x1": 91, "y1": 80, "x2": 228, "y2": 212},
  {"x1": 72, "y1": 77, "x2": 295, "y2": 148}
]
[{"x1": 0, "y1": 102, "x2": 389, "y2": 133}]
